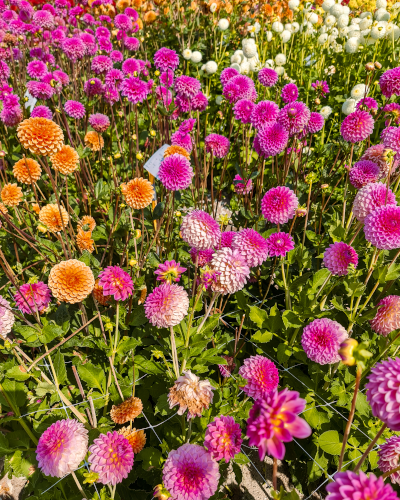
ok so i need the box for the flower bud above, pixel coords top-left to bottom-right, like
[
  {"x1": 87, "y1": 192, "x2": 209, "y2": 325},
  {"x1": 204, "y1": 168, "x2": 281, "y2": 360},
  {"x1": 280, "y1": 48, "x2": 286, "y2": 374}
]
[
  {"x1": 295, "y1": 207, "x2": 307, "y2": 217},
  {"x1": 134, "y1": 229, "x2": 141, "y2": 238},
  {"x1": 365, "y1": 62, "x2": 375, "y2": 71},
  {"x1": 374, "y1": 61, "x2": 382, "y2": 69},
  {"x1": 321, "y1": 183, "x2": 329, "y2": 189},
  {"x1": 129, "y1": 259, "x2": 138, "y2": 266},
  {"x1": 338, "y1": 338, "x2": 358, "y2": 366},
  {"x1": 175, "y1": 211, "x2": 182, "y2": 217},
  {"x1": 155, "y1": 70, "x2": 160, "y2": 76},
  {"x1": 150, "y1": 130, "x2": 156, "y2": 137},
  {"x1": 315, "y1": 97, "x2": 321, "y2": 105},
  {"x1": 136, "y1": 152, "x2": 143, "y2": 160},
  {"x1": 154, "y1": 484, "x2": 171, "y2": 500}
]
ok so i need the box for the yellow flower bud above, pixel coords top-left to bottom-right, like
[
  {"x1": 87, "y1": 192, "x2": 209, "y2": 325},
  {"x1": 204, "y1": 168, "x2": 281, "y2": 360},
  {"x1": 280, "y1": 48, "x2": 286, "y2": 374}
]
[
  {"x1": 37, "y1": 225, "x2": 47, "y2": 233},
  {"x1": 338, "y1": 338, "x2": 358, "y2": 366},
  {"x1": 129, "y1": 259, "x2": 138, "y2": 266},
  {"x1": 155, "y1": 70, "x2": 160, "y2": 76},
  {"x1": 136, "y1": 152, "x2": 143, "y2": 160},
  {"x1": 150, "y1": 130, "x2": 156, "y2": 137}
]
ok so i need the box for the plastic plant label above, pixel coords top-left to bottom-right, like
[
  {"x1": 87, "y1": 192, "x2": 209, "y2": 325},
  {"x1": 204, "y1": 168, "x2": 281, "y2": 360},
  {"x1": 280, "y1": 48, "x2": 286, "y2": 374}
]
[
  {"x1": 24, "y1": 90, "x2": 37, "y2": 112},
  {"x1": 143, "y1": 144, "x2": 170, "y2": 180}
]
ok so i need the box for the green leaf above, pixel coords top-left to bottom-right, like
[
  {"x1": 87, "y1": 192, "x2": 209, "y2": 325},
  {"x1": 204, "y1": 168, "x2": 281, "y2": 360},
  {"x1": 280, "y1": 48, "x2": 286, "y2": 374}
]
[
  {"x1": 277, "y1": 343, "x2": 292, "y2": 364},
  {"x1": 136, "y1": 446, "x2": 162, "y2": 470},
  {"x1": 77, "y1": 363, "x2": 105, "y2": 394},
  {"x1": 135, "y1": 356, "x2": 163, "y2": 375},
  {"x1": 385, "y1": 263, "x2": 400, "y2": 281},
  {"x1": 268, "y1": 304, "x2": 284, "y2": 333},
  {"x1": 319, "y1": 430, "x2": 343, "y2": 455},
  {"x1": 355, "y1": 392, "x2": 370, "y2": 417},
  {"x1": 6, "y1": 365, "x2": 30, "y2": 382},
  {"x1": 373, "y1": 265, "x2": 388, "y2": 283},
  {"x1": 249, "y1": 305, "x2": 268, "y2": 329},
  {"x1": 116, "y1": 337, "x2": 141, "y2": 355},
  {"x1": 290, "y1": 272, "x2": 312, "y2": 291},
  {"x1": 0, "y1": 379, "x2": 27, "y2": 408},
  {"x1": 303, "y1": 407, "x2": 330, "y2": 429},
  {"x1": 282, "y1": 310, "x2": 303, "y2": 329},
  {"x1": 232, "y1": 462, "x2": 242, "y2": 484},
  {"x1": 39, "y1": 323, "x2": 63, "y2": 344},
  {"x1": 154, "y1": 394, "x2": 171, "y2": 416},
  {"x1": 252, "y1": 330, "x2": 273, "y2": 343},
  {"x1": 309, "y1": 269, "x2": 331, "y2": 294},
  {"x1": 233, "y1": 453, "x2": 250, "y2": 465},
  {"x1": 53, "y1": 351, "x2": 67, "y2": 385},
  {"x1": 13, "y1": 324, "x2": 39, "y2": 343},
  {"x1": 369, "y1": 450, "x2": 379, "y2": 469},
  {"x1": 199, "y1": 314, "x2": 220, "y2": 337},
  {"x1": 196, "y1": 355, "x2": 227, "y2": 366},
  {"x1": 127, "y1": 306, "x2": 148, "y2": 326},
  {"x1": 0, "y1": 433, "x2": 12, "y2": 454},
  {"x1": 53, "y1": 303, "x2": 70, "y2": 333}
]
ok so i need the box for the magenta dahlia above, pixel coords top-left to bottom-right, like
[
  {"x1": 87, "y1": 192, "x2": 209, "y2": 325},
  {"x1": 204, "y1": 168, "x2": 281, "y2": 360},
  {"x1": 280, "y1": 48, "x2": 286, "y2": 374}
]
[
  {"x1": 121, "y1": 76, "x2": 149, "y2": 104},
  {"x1": 189, "y1": 247, "x2": 214, "y2": 267},
  {"x1": 379, "y1": 67, "x2": 400, "y2": 99},
  {"x1": 31, "y1": 105, "x2": 52, "y2": 120},
  {"x1": 370, "y1": 295, "x2": 400, "y2": 336},
  {"x1": 326, "y1": 471, "x2": 398, "y2": 500},
  {"x1": 114, "y1": 13, "x2": 132, "y2": 30},
  {"x1": 323, "y1": 242, "x2": 358, "y2": 276},
  {"x1": 64, "y1": 100, "x2": 85, "y2": 119},
  {"x1": 307, "y1": 112, "x2": 324, "y2": 134},
  {"x1": 91, "y1": 55, "x2": 113, "y2": 75},
  {"x1": 105, "y1": 69, "x2": 124, "y2": 90},
  {"x1": 231, "y1": 228, "x2": 269, "y2": 268},
  {"x1": 154, "y1": 47, "x2": 179, "y2": 72},
  {"x1": 220, "y1": 231, "x2": 235, "y2": 249},
  {"x1": 125, "y1": 36, "x2": 140, "y2": 51},
  {"x1": 205, "y1": 134, "x2": 230, "y2": 158},
  {"x1": 220, "y1": 67, "x2": 239, "y2": 86},
  {"x1": 383, "y1": 126, "x2": 400, "y2": 154},
  {"x1": 61, "y1": 37, "x2": 85, "y2": 61},
  {"x1": 261, "y1": 186, "x2": 298, "y2": 224},
  {"x1": 210, "y1": 247, "x2": 250, "y2": 295},
  {"x1": 26, "y1": 81, "x2": 54, "y2": 100},
  {"x1": 89, "y1": 113, "x2": 110, "y2": 133},
  {"x1": 266, "y1": 231, "x2": 295, "y2": 257},
  {"x1": 233, "y1": 174, "x2": 253, "y2": 195},
  {"x1": 233, "y1": 99, "x2": 255, "y2": 124},
  {"x1": 122, "y1": 58, "x2": 140, "y2": 76},
  {"x1": 257, "y1": 122, "x2": 289, "y2": 157},
  {"x1": 341, "y1": 110, "x2": 374, "y2": 143},
  {"x1": 27, "y1": 60, "x2": 47, "y2": 80},
  {"x1": 192, "y1": 92, "x2": 209, "y2": 112},
  {"x1": 223, "y1": 75, "x2": 257, "y2": 103},
  {"x1": 250, "y1": 100, "x2": 279, "y2": 129},
  {"x1": 159, "y1": 153, "x2": 194, "y2": 191},
  {"x1": 247, "y1": 389, "x2": 311, "y2": 460},
  {"x1": 364, "y1": 205, "x2": 400, "y2": 250},
  {"x1": 174, "y1": 75, "x2": 201, "y2": 99},
  {"x1": 353, "y1": 182, "x2": 396, "y2": 223},
  {"x1": 154, "y1": 260, "x2": 187, "y2": 284},
  {"x1": 378, "y1": 435, "x2": 400, "y2": 484},
  {"x1": 384, "y1": 103, "x2": 400, "y2": 125},
  {"x1": 281, "y1": 83, "x2": 298, "y2": 103},
  {"x1": 171, "y1": 131, "x2": 192, "y2": 153},
  {"x1": 258, "y1": 67, "x2": 279, "y2": 87},
  {"x1": 301, "y1": 318, "x2": 348, "y2": 365},
  {"x1": 356, "y1": 97, "x2": 379, "y2": 114},
  {"x1": 98, "y1": 265, "x2": 134, "y2": 301},
  {"x1": 14, "y1": 281, "x2": 51, "y2": 314},
  {"x1": 311, "y1": 80, "x2": 329, "y2": 97},
  {"x1": 239, "y1": 355, "x2": 279, "y2": 400},
  {"x1": 144, "y1": 283, "x2": 189, "y2": 328},
  {"x1": 277, "y1": 101, "x2": 311, "y2": 136},
  {"x1": 204, "y1": 416, "x2": 242, "y2": 462},
  {"x1": 33, "y1": 9, "x2": 54, "y2": 28},
  {"x1": 84, "y1": 77, "x2": 103, "y2": 97},
  {"x1": 180, "y1": 210, "x2": 221, "y2": 250},
  {"x1": 349, "y1": 160, "x2": 380, "y2": 189}
]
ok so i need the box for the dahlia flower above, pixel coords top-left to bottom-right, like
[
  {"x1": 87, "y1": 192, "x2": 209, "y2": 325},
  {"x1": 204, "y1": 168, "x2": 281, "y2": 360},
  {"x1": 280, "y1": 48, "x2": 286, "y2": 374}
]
[
  {"x1": 239, "y1": 355, "x2": 279, "y2": 400},
  {"x1": 121, "y1": 76, "x2": 149, "y2": 105},
  {"x1": 180, "y1": 210, "x2": 221, "y2": 250},
  {"x1": 220, "y1": 67, "x2": 239, "y2": 86},
  {"x1": 27, "y1": 60, "x2": 47, "y2": 79},
  {"x1": 233, "y1": 99, "x2": 255, "y2": 124},
  {"x1": 281, "y1": 83, "x2": 298, "y2": 103},
  {"x1": 356, "y1": 97, "x2": 379, "y2": 114},
  {"x1": 266, "y1": 232, "x2": 295, "y2": 257},
  {"x1": 0, "y1": 296, "x2": 15, "y2": 339},
  {"x1": 370, "y1": 295, "x2": 400, "y2": 336},
  {"x1": 210, "y1": 247, "x2": 250, "y2": 295},
  {"x1": 154, "y1": 47, "x2": 179, "y2": 72},
  {"x1": 364, "y1": 205, "x2": 400, "y2": 250},
  {"x1": 384, "y1": 103, "x2": 400, "y2": 125},
  {"x1": 307, "y1": 112, "x2": 324, "y2": 134},
  {"x1": 233, "y1": 174, "x2": 253, "y2": 195},
  {"x1": 89, "y1": 431, "x2": 134, "y2": 486},
  {"x1": 33, "y1": 9, "x2": 54, "y2": 28},
  {"x1": 110, "y1": 396, "x2": 143, "y2": 424},
  {"x1": 144, "y1": 283, "x2": 189, "y2": 328},
  {"x1": 1, "y1": 183, "x2": 22, "y2": 207},
  {"x1": 98, "y1": 266, "x2": 134, "y2": 301},
  {"x1": 311, "y1": 80, "x2": 329, "y2": 97},
  {"x1": 247, "y1": 389, "x2": 311, "y2": 460},
  {"x1": 189, "y1": 248, "x2": 214, "y2": 267},
  {"x1": 36, "y1": 419, "x2": 88, "y2": 477},
  {"x1": 301, "y1": 318, "x2": 348, "y2": 365},
  {"x1": 48, "y1": 260, "x2": 94, "y2": 304},
  {"x1": 26, "y1": 81, "x2": 54, "y2": 100},
  {"x1": 378, "y1": 435, "x2": 400, "y2": 484},
  {"x1": 13, "y1": 157, "x2": 41, "y2": 184},
  {"x1": 383, "y1": 126, "x2": 400, "y2": 155},
  {"x1": 258, "y1": 67, "x2": 279, "y2": 87},
  {"x1": 163, "y1": 444, "x2": 219, "y2": 500},
  {"x1": 379, "y1": 67, "x2": 400, "y2": 98},
  {"x1": 204, "y1": 416, "x2": 242, "y2": 462},
  {"x1": 205, "y1": 134, "x2": 230, "y2": 158},
  {"x1": 261, "y1": 186, "x2": 298, "y2": 224},
  {"x1": 159, "y1": 154, "x2": 194, "y2": 191},
  {"x1": 277, "y1": 101, "x2": 311, "y2": 136},
  {"x1": 171, "y1": 131, "x2": 193, "y2": 153},
  {"x1": 250, "y1": 100, "x2": 279, "y2": 129},
  {"x1": 154, "y1": 260, "x2": 187, "y2": 283},
  {"x1": 341, "y1": 110, "x2": 374, "y2": 143},
  {"x1": 114, "y1": 13, "x2": 132, "y2": 30},
  {"x1": 84, "y1": 77, "x2": 103, "y2": 97},
  {"x1": 231, "y1": 228, "x2": 269, "y2": 268},
  {"x1": 118, "y1": 427, "x2": 146, "y2": 454},
  {"x1": 125, "y1": 36, "x2": 140, "y2": 51},
  {"x1": 349, "y1": 160, "x2": 380, "y2": 189},
  {"x1": 105, "y1": 69, "x2": 124, "y2": 90},
  {"x1": 14, "y1": 282, "x2": 51, "y2": 314},
  {"x1": 326, "y1": 471, "x2": 398, "y2": 500},
  {"x1": 353, "y1": 182, "x2": 396, "y2": 223},
  {"x1": 168, "y1": 370, "x2": 215, "y2": 419},
  {"x1": 64, "y1": 100, "x2": 85, "y2": 120},
  {"x1": 91, "y1": 55, "x2": 113, "y2": 74},
  {"x1": 89, "y1": 113, "x2": 110, "y2": 133},
  {"x1": 218, "y1": 355, "x2": 236, "y2": 378},
  {"x1": 192, "y1": 92, "x2": 209, "y2": 112},
  {"x1": 174, "y1": 75, "x2": 201, "y2": 98},
  {"x1": 50, "y1": 145, "x2": 79, "y2": 176},
  {"x1": 85, "y1": 131, "x2": 104, "y2": 151},
  {"x1": 223, "y1": 75, "x2": 257, "y2": 103},
  {"x1": 121, "y1": 58, "x2": 140, "y2": 76},
  {"x1": 61, "y1": 37, "x2": 85, "y2": 61},
  {"x1": 121, "y1": 177, "x2": 155, "y2": 209},
  {"x1": 323, "y1": 242, "x2": 358, "y2": 276},
  {"x1": 179, "y1": 118, "x2": 196, "y2": 135},
  {"x1": 31, "y1": 105, "x2": 52, "y2": 120}
]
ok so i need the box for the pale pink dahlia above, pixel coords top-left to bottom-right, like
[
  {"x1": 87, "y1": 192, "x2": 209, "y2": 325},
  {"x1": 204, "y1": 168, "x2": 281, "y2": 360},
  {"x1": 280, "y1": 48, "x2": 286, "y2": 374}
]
[
  {"x1": 154, "y1": 260, "x2": 187, "y2": 283},
  {"x1": 239, "y1": 355, "x2": 279, "y2": 400},
  {"x1": 0, "y1": 296, "x2": 15, "y2": 339},
  {"x1": 246, "y1": 389, "x2": 311, "y2": 460},
  {"x1": 340, "y1": 110, "x2": 374, "y2": 143},
  {"x1": 301, "y1": 318, "x2": 348, "y2": 365},
  {"x1": 323, "y1": 242, "x2": 358, "y2": 276},
  {"x1": 361, "y1": 143, "x2": 394, "y2": 178},
  {"x1": 36, "y1": 419, "x2": 88, "y2": 477},
  {"x1": 98, "y1": 266, "x2": 134, "y2": 301},
  {"x1": 171, "y1": 131, "x2": 193, "y2": 153},
  {"x1": 89, "y1": 113, "x2": 110, "y2": 133},
  {"x1": 163, "y1": 444, "x2": 219, "y2": 500},
  {"x1": 378, "y1": 435, "x2": 400, "y2": 484},
  {"x1": 159, "y1": 153, "x2": 194, "y2": 191},
  {"x1": 266, "y1": 232, "x2": 295, "y2": 257},
  {"x1": 231, "y1": 228, "x2": 269, "y2": 268},
  {"x1": 205, "y1": 134, "x2": 230, "y2": 158},
  {"x1": 326, "y1": 471, "x2": 398, "y2": 500},
  {"x1": 250, "y1": 100, "x2": 279, "y2": 129},
  {"x1": 144, "y1": 283, "x2": 189, "y2": 328},
  {"x1": 257, "y1": 122, "x2": 289, "y2": 157},
  {"x1": 364, "y1": 205, "x2": 400, "y2": 250},
  {"x1": 204, "y1": 416, "x2": 242, "y2": 462},
  {"x1": 233, "y1": 175, "x2": 253, "y2": 195},
  {"x1": 189, "y1": 247, "x2": 214, "y2": 267},
  {"x1": 180, "y1": 210, "x2": 221, "y2": 250},
  {"x1": 370, "y1": 295, "x2": 400, "y2": 336},
  {"x1": 353, "y1": 182, "x2": 397, "y2": 223},
  {"x1": 89, "y1": 431, "x2": 134, "y2": 486},
  {"x1": 261, "y1": 186, "x2": 298, "y2": 224},
  {"x1": 14, "y1": 281, "x2": 51, "y2": 314},
  {"x1": 277, "y1": 101, "x2": 311, "y2": 136},
  {"x1": 258, "y1": 67, "x2": 279, "y2": 87},
  {"x1": 349, "y1": 160, "x2": 380, "y2": 189},
  {"x1": 210, "y1": 247, "x2": 250, "y2": 295}
]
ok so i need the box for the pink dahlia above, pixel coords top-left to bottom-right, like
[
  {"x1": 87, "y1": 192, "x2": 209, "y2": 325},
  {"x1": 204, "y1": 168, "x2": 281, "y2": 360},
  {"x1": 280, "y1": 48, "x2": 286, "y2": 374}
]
[
  {"x1": 384, "y1": 102, "x2": 400, "y2": 125},
  {"x1": 180, "y1": 210, "x2": 221, "y2": 250},
  {"x1": 349, "y1": 160, "x2": 380, "y2": 189},
  {"x1": 163, "y1": 444, "x2": 219, "y2": 500},
  {"x1": 33, "y1": 9, "x2": 54, "y2": 28},
  {"x1": 144, "y1": 283, "x2": 189, "y2": 328},
  {"x1": 356, "y1": 97, "x2": 379, "y2": 114},
  {"x1": 89, "y1": 113, "x2": 110, "y2": 133},
  {"x1": 220, "y1": 67, "x2": 239, "y2": 86},
  {"x1": 61, "y1": 37, "x2": 85, "y2": 61},
  {"x1": 84, "y1": 77, "x2": 103, "y2": 97},
  {"x1": 370, "y1": 295, "x2": 400, "y2": 336},
  {"x1": 192, "y1": 92, "x2": 209, "y2": 112},
  {"x1": 125, "y1": 36, "x2": 140, "y2": 51},
  {"x1": 0, "y1": 295, "x2": 14, "y2": 339},
  {"x1": 205, "y1": 134, "x2": 230, "y2": 158},
  {"x1": 239, "y1": 355, "x2": 279, "y2": 400},
  {"x1": 281, "y1": 83, "x2": 298, "y2": 104},
  {"x1": 326, "y1": 471, "x2": 398, "y2": 500},
  {"x1": 247, "y1": 389, "x2": 311, "y2": 460},
  {"x1": 341, "y1": 110, "x2": 374, "y2": 143},
  {"x1": 155, "y1": 86, "x2": 172, "y2": 106},
  {"x1": 250, "y1": 100, "x2": 279, "y2": 129},
  {"x1": 189, "y1": 247, "x2": 214, "y2": 267},
  {"x1": 159, "y1": 153, "x2": 194, "y2": 191},
  {"x1": 231, "y1": 228, "x2": 269, "y2": 268},
  {"x1": 258, "y1": 67, "x2": 278, "y2": 88},
  {"x1": 233, "y1": 99, "x2": 255, "y2": 124},
  {"x1": 1, "y1": 104, "x2": 22, "y2": 127},
  {"x1": 27, "y1": 60, "x2": 47, "y2": 80},
  {"x1": 154, "y1": 47, "x2": 179, "y2": 72},
  {"x1": 105, "y1": 69, "x2": 124, "y2": 90},
  {"x1": 36, "y1": 419, "x2": 88, "y2": 477},
  {"x1": 364, "y1": 205, "x2": 400, "y2": 250},
  {"x1": 98, "y1": 265, "x2": 134, "y2": 301},
  {"x1": 210, "y1": 247, "x2": 250, "y2": 295},
  {"x1": 311, "y1": 80, "x2": 329, "y2": 97},
  {"x1": 277, "y1": 101, "x2": 311, "y2": 136},
  {"x1": 233, "y1": 174, "x2": 253, "y2": 195},
  {"x1": 14, "y1": 282, "x2": 51, "y2": 314},
  {"x1": 160, "y1": 70, "x2": 174, "y2": 87},
  {"x1": 257, "y1": 122, "x2": 289, "y2": 157},
  {"x1": 218, "y1": 355, "x2": 236, "y2": 378},
  {"x1": 261, "y1": 186, "x2": 298, "y2": 224},
  {"x1": 114, "y1": 13, "x2": 132, "y2": 30},
  {"x1": 179, "y1": 118, "x2": 196, "y2": 135},
  {"x1": 121, "y1": 76, "x2": 149, "y2": 105},
  {"x1": 64, "y1": 100, "x2": 85, "y2": 119},
  {"x1": 174, "y1": 75, "x2": 201, "y2": 99},
  {"x1": 266, "y1": 232, "x2": 295, "y2": 257},
  {"x1": 307, "y1": 112, "x2": 324, "y2": 134},
  {"x1": 171, "y1": 131, "x2": 192, "y2": 153},
  {"x1": 89, "y1": 431, "x2": 133, "y2": 486},
  {"x1": 323, "y1": 242, "x2": 358, "y2": 276},
  {"x1": 353, "y1": 182, "x2": 397, "y2": 223},
  {"x1": 121, "y1": 58, "x2": 141, "y2": 76},
  {"x1": 379, "y1": 67, "x2": 400, "y2": 99},
  {"x1": 154, "y1": 260, "x2": 187, "y2": 284},
  {"x1": 383, "y1": 126, "x2": 400, "y2": 155},
  {"x1": 223, "y1": 75, "x2": 257, "y2": 104},
  {"x1": 220, "y1": 231, "x2": 235, "y2": 249},
  {"x1": 26, "y1": 81, "x2": 54, "y2": 101},
  {"x1": 204, "y1": 416, "x2": 242, "y2": 462},
  {"x1": 302, "y1": 318, "x2": 348, "y2": 365},
  {"x1": 31, "y1": 105, "x2": 52, "y2": 120},
  {"x1": 91, "y1": 55, "x2": 113, "y2": 75},
  {"x1": 378, "y1": 435, "x2": 400, "y2": 484}
]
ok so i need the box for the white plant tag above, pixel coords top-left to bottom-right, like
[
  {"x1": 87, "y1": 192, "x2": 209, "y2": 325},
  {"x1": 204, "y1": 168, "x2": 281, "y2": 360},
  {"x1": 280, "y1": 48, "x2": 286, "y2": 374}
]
[
  {"x1": 24, "y1": 90, "x2": 37, "y2": 112},
  {"x1": 143, "y1": 144, "x2": 170, "y2": 180}
]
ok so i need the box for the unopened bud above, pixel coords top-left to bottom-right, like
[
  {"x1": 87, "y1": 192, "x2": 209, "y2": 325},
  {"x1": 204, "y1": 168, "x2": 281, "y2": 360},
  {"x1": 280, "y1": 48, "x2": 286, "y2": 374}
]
[
  {"x1": 136, "y1": 152, "x2": 143, "y2": 160},
  {"x1": 338, "y1": 338, "x2": 358, "y2": 366},
  {"x1": 315, "y1": 97, "x2": 321, "y2": 105},
  {"x1": 365, "y1": 62, "x2": 375, "y2": 71},
  {"x1": 374, "y1": 61, "x2": 382, "y2": 69},
  {"x1": 321, "y1": 183, "x2": 329, "y2": 189},
  {"x1": 175, "y1": 211, "x2": 182, "y2": 217},
  {"x1": 295, "y1": 207, "x2": 307, "y2": 217},
  {"x1": 150, "y1": 130, "x2": 156, "y2": 137},
  {"x1": 155, "y1": 70, "x2": 160, "y2": 76},
  {"x1": 134, "y1": 229, "x2": 141, "y2": 238},
  {"x1": 129, "y1": 259, "x2": 138, "y2": 266},
  {"x1": 154, "y1": 484, "x2": 171, "y2": 500}
]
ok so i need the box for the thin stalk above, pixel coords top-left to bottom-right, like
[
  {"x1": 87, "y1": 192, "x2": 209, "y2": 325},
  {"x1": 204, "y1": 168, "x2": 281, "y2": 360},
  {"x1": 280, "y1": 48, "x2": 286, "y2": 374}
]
[
  {"x1": 353, "y1": 423, "x2": 387, "y2": 473},
  {"x1": 170, "y1": 326, "x2": 180, "y2": 379}
]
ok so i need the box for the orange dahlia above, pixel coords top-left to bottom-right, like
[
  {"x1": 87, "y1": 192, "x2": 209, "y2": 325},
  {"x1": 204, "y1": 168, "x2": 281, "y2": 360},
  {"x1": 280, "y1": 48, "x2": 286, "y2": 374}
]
[
  {"x1": 78, "y1": 215, "x2": 96, "y2": 232},
  {"x1": 50, "y1": 145, "x2": 79, "y2": 175},
  {"x1": 17, "y1": 117, "x2": 64, "y2": 156},
  {"x1": 110, "y1": 396, "x2": 143, "y2": 424},
  {"x1": 39, "y1": 204, "x2": 69, "y2": 233},
  {"x1": 118, "y1": 427, "x2": 146, "y2": 454},
  {"x1": 1, "y1": 183, "x2": 23, "y2": 207},
  {"x1": 0, "y1": 202, "x2": 8, "y2": 214},
  {"x1": 76, "y1": 229, "x2": 94, "y2": 253},
  {"x1": 32, "y1": 203, "x2": 40, "y2": 215},
  {"x1": 92, "y1": 279, "x2": 111, "y2": 306},
  {"x1": 121, "y1": 178, "x2": 154, "y2": 209},
  {"x1": 164, "y1": 145, "x2": 190, "y2": 161},
  {"x1": 48, "y1": 259, "x2": 95, "y2": 304},
  {"x1": 84, "y1": 131, "x2": 104, "y2": 151},
  {"x1": 144, "y1": 10, "x2": 157, "y2": 22},
  {"x1": 116, "y1": 0, "x2": 130, "y2": 10},
  {"x1": 13, "y1": 158, "x2": 41, "y2": 184}
]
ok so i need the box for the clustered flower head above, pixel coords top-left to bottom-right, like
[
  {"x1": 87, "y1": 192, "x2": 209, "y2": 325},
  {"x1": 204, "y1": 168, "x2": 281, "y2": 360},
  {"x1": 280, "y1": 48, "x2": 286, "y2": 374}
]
[
  {"x1": 364, "y1": 205, "x2": 400, "y2": 250},
  {"x1": 121, "y1": 177, "x2": 154, "y2": 209},
  {"x1": 233, "y1": 174, "x2": 253, "y2": 195},
  {"x1": 378, "y1": 435, "x2": 400, "y2": 484},
  {"x1": 258, "y1": 67, "x2": 279, "y2": 87},
  {"x1": 266, "y1": 232, "x2": 295, "y2": 257},
  {"x1": 168, "y1": 370, "x2": 214, "y2": 419},
  {"x1": 239, "y1": 355, "x2": 279, "y2": 400},
  {"x1": 0, "y1": 296, "x2": 15, "y2": 339},
  {"x1": 370, "y1": 295, "x2": 400, "y2": 336},
  {"x1": 205, "y1": 134, "x2": 230, "y2": 158},
  {"x1": 277, "y1": 101, "x2": 310, "y2": 136},
  {"x1": 257, "y1": 122, "x2": 289, "y2": 157},
  {"x1": 98, "y1": 266, "x2": 134, "y2": 301},
  {"x1": 326, "y1": 471, "x2": 399, "y2": 500},
  {"x1": 261, "y1": 186, "x2": 298, "y2": 224},
  {"x1": 349, "y1": 160, "x2": 381, "y2": 189},
  {"x1": 210, "y1": 247, "x2": 250, "y2": 295},
  {"x1": 180, "y1": 210, "x2": 221, "y2": 250},
  {"x1": 231, "y1": 228, "x2": 269, "y2": 268},
  {"x1": 110, "y1": 396, "x2": 143, "y2": 424},
  {"x1": 353, "y1": 182, "x2": 397, "y2": 223},
  {"x1": 301, "y1": 318, "x2": 348, "y2": 365},
  {"x1": 14, "y1": 282, "x2": 51, "y2": 314},
  {"x1": 323, "y1": 242, "x2": 358, "y2": 276},
  {"x1": 48, "y1": 259, "x2": 94, "y2": 304},
  {"x1": 154, "y1": 260, "x2": 187, "y2": 283},
  {"x1": 159, "y1": 153, "x2": 194, "y2": 191},
  {"x1": 204, "y1": 415, "x2": 242, "y2": 462},
  {"x1": 145, "y1": 283, "x2": 189, "y2": 328},
  {"x1": 341, "y1": 110, "x2": 374, "y2": 143}
]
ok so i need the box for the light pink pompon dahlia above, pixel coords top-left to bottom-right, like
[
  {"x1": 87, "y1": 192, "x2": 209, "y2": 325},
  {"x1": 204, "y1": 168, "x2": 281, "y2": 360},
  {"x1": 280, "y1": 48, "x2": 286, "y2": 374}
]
[
  {"x1": 323, "y1": 242, "x2": 358, "y2": 276},
  {"x1": 36, "y1": 419, "x2": 88, "y2": 477},
  {"x1": 0, "y1": 295, "x2": 14, "y2": 339},
  {"x1": 239, "y1": 355, "x2": 279, "y2": 400},
  {"x1": 204, "y1": 415, "x2": 242, "y2": 462},
  {"x1": 231, "y1": 228, "x2": 269, "y2": 268},
  {"x1": 353, "y1": 182, "x2": 397, "y2": 223},
  {"x1": 98, "y1": 265, "x2": 134, "y2": 301},
  {"x1": 168, "y1": 370, "x2": 215, "y2": 419},
  {"x1": 261, "y1": 186, "x2": 298, "y2": 225},
  {"x1": 144, "y1": 283, "x2": 189, "y2": 328},
  {"x1": 366, "y1": 357, "x2": 400, "y2": 430},
  {"x1": 163, "y1": 444, "x2": 220, "y2": 500},
  {"x1": 370, "y1": 295, "x2": 400, "y2": 336},
  {"x1": 378, "y1": 435, "x2": 400, "y2": 485},
  {"x1": 246, "y1": 389, "x2": 311, "y2": 461},
  {"x1": 326, "y1": 471, "x2": 398, "y2": 500},
  {"x1": 89, "y1": 431, "x2": 134, "y2": 486},
  {"x1": 210, "y1": 247, "x2": 250, "y2": 295},
  {"x1": 301, "y1": 318, "x2": 348, "y2": 365},
  {"x1": 180, "y1": 210, "x2": 221, "y2": 250},
  {"x1": 364, "y1": 205, "x2": 400, "y2": 250}
]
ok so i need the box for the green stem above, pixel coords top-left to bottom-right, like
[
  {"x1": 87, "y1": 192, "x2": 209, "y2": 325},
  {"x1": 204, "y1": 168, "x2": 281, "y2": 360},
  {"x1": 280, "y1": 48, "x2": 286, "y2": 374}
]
[{"x1": 170, "y1": 326, "x2": 180, "y2": 379}]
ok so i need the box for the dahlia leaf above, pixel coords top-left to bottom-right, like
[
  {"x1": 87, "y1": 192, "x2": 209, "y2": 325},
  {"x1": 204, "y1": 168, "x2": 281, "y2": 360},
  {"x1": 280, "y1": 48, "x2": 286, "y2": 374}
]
[
  {"x1": 0, "y1": 432, "x2": 12, "y2": 455},
  {"x1": 249, "y1": 305, "x2": 268, "y2": 329},
  {"x1": 53, "y1": 351, "x2": 67, "y2": 386},
  {"x1": 318, "y1": 430, "x2": 343, "y2": 455},
  {"x1": 77, "y1": 362, "x2": 106, "y2": 394},
  {"x1": 282, "y1": 310, "x2": 303, "y2": 329},
  {"x1": 6, "y1": 365, "x2": 30, "y2": 382},
  {"x1": 233, "y1": 452, "x2": 250, "y2": 465}
]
